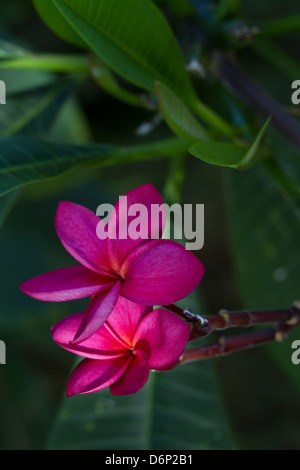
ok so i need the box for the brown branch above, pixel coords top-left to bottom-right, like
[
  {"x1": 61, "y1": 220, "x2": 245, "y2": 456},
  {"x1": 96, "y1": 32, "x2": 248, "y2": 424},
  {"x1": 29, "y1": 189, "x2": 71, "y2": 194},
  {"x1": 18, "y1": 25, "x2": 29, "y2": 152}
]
[
  {"x1": 166, "y1": 302, "x2": 300, "y2": 340},
  {"x1": 164, "y1": 320, "x2": 298, "y2": 371},
  {"x1": 163, "y1": 302, "x2": 300, "y2": 369}
]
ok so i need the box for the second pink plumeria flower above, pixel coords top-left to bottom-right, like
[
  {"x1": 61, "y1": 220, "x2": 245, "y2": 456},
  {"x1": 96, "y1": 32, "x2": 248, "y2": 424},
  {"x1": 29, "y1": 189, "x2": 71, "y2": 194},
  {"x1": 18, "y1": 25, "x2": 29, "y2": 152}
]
[
  {"x1": 51, "y1": 297, "x2": 190, "y2": 396},
  {"x1": 21, "y1": 184, "x2": 205, "y2": 344}
]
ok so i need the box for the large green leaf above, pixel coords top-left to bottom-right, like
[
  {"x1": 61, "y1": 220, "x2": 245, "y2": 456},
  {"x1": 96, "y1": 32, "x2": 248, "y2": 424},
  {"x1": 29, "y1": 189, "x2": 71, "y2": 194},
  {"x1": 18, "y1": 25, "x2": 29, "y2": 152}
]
[
  {"x1": 156, "y1": 82, "x2": 208, "y2": 144},
  {"x1": 154, "y1": 0, "x2": 194, "y2": 16},
  {"x1": 0, "y1": 137, "x2": 112, "y2": 197},
  {"x1": 90, "y1": 55, "x2": 142, "y2": 108},
  {"x1": 226, "y1": 164, "x2": 300, "y2": 390},
  {"x1": 32, "y1": 0, "x2": 86, "y2": 47},
  {"x1": 0, "y1": 80, "x2": 76, "y2": 137},
  {"x1": 46, "y1": 364, "x2": 234, "y2": 450},
  {"x1": 0, "y1": 78, "x2": 74, "y2": 229},
  {"x1": 0, "y1": 39, "x2": 31, "y2": 60},
  {"x1": 189, "y1": 118, "x2": 270, "y2": 170},
  {"x1": 215, "y1": 0, "x2": 240, "y2": 20},
  {"x1": 49, "y1": 98, "x2": 92, "y2": 145},
  {"x1": 52, "y1": 0, "x2": 195, "y2": 101},
  {"x1": 0, "y1": 69, "x2": 54, "y2": 96},
  {"x1": 190, "y1": 141, "x2": 247, "y2": 169},
  {"x1": 0, "y1": 137, "x2": 186, "y2": 197},
  {"x1": 258, "y1": 15, "x2": 300, "y2": 37},
  {"x1": 46, "y1": 297, "x2": 235, "y2": 450},
  {"x1": 155, "y1": 81, "x2": 235, "y2": 142}
]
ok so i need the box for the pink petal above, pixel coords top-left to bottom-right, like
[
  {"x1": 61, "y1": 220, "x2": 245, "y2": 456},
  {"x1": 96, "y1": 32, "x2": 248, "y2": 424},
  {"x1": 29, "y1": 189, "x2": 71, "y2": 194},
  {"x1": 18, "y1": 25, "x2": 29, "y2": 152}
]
[
  {"x1": 105, "y1": 296, "x2": 152, "y2": 347},
  {"x1": 110, "y1": 350, "x2": 149, "y2": 396},
  {"x1": 20, "y1": 266, "x2": 115, "y2": 301},
  {"x1": 107, "y1": 184, "x2": 165, "y2": 272},
  {"x1": 55, "y1": 201, "x2": 114, "y2": 276},
  {"x1": 133, "y1": 308, "x2": 190, "y2": 370},
  {"x1": 51, "y1": 313, "x2": 129, "y2": 360},
  {"x1": 120, "y1": 240, "x2": 205, "y2": 305},
  {"x1": 71, "y1": 281, "x2": 121, "y2": 345},
  {"x1": 66, "y1": 356, "x2": 131, "y2": 397}
]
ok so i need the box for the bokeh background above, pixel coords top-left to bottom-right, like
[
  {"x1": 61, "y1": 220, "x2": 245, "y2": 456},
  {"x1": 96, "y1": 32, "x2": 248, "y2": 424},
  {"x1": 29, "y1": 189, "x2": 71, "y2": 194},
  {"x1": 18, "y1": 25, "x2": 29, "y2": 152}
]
[{"x1": 0, "y1": 0, "x2": 300, "y2": 450}]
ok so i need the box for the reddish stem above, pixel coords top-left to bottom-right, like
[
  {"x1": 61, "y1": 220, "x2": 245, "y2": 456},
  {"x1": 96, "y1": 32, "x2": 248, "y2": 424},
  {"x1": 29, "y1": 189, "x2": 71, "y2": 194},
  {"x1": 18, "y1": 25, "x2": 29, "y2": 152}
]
[
  {"x1": 164, "y1": 321, "x2": 297, "y2": 370},
  {"x1": 163, "y1": 302, "x2": 300, "y2": 369},
  {"x1": 165, "y1": 303, "x2": 300, "y2": 340}
]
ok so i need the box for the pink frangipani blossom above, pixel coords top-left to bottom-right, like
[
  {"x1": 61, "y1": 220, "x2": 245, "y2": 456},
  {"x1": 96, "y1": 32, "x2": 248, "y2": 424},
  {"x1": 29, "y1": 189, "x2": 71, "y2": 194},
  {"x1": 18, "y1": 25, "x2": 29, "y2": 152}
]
[
  {"x1": 51, "y1": 297, "x2": 190, "y2": 396},
  {"x1": 20, "y1": 184, "x2": 205, "y2": 344}
]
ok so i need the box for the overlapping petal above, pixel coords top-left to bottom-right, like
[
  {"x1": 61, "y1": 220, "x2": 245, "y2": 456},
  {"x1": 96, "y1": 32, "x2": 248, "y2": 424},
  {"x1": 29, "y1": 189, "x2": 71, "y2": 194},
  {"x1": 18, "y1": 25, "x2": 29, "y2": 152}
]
[
  {"x1": 20, "y1": 266, "x2": 115, "y2": 301},
  {"x1": 120, "y1": 239, "x2": 205, "y2": 305},
  {"x1": 55, "y1": 201, "x2": 114, "y2": 276},
  {"x1": 52, "y1": 299, "x2": 190, "y2": 396},
  {"x1": 107, "y1": 184, "x2": 166, "y2": 272},
  {"x1": 66, "y1": 356, "x2": 131, "y2": 397},
  {"x1": 105, "y1": 296, "x2": 152, "y2": 346},
  {"x1": 51, "y1": 312, "x2": 129, "y2": 360},
  {"x1": 71, "y1": 281, "x2": 122, "y2": 345},
  {"x1": 133, "y1": 308, "x2": 190, "y2": 370},
  {"x1": 110, "y1": 350, "x2": 149, "y2": 396}
]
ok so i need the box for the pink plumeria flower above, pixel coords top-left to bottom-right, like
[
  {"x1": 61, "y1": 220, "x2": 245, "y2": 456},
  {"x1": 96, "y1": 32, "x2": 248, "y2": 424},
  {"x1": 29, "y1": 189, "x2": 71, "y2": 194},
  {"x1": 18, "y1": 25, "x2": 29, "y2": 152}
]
[
  {"x1": 51, "y1": 297, "x2": 190, "y2": 396},
  {"x1": 21, "y1": 184, "x2": 205, "y2": 344}
]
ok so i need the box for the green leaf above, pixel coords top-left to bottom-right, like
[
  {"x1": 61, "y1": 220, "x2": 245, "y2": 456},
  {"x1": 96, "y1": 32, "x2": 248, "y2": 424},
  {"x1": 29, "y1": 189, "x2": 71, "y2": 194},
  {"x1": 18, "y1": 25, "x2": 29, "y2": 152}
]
[
  {"x1": 189, "y1": 118, "x2": 270, "y2": 169},
  {"x1": 0, "y1": 137, "x2": 112, "y2": 197},
  {"x1": 0, "y1": 137, "x2": 186, "y2": 197},
  {"x1": 0, "y1": 39, "x2": 31, "y2": 60},
  {"x1": 46, "y1": 365, "x2": 234, "y2": 450},
  {"x1": 258, "y1": 15, "x2": 300, "y2": 37},
  {"x1": 0, "y1": 69, "x2": 55, "y2": 96},
  {"x1": 90, "y1": 55, "x2": 142, "y2": 108},
  {"x1": 49, "y1": 98, "x2": 92, "y2": 145},
  {"x1": 46, "y1": 297, "x2": 235, "y2": 450},
  {"x1": 215, "y1": 0, "x2": 241, "y2": 20},
  {"x1": 155, "y1": 0, "x2": 194, "y2": 16},
  {"x1": 32, "y1": 0, "x2": 86, "y2": 48},
  {"x1": 52, "y1": 0, "x2": 195, "y2": 101},
  {"x1": 226, "y1": 164, "x2": 300, "y2": 391},
  {"x1": 0, "y1": 79, "x2": 75, "y2": 227},
  {"x1": 190, "y1": 141, "x2": 246, "y2": 168},
  {"x1": 0, "y1": 79, "x2": 76, "y2": 137},
  {"x1": 156, "y1": 82, "x2": 208, "y2": 144}
]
